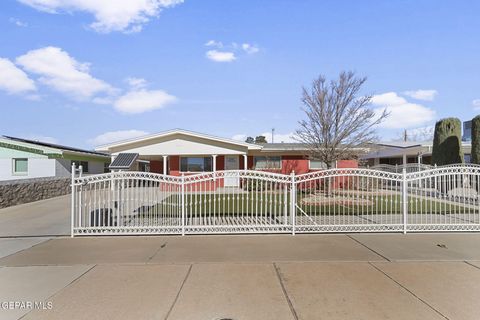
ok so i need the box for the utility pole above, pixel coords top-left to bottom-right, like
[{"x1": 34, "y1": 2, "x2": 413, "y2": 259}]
[{"x1": 271, "y1": 128, "x2": 275, "y2": 143}]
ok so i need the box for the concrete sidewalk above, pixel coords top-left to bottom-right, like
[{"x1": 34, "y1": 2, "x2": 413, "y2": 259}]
[{"x1": 1, "y1": 233, "x2": 480, "y2": 320}]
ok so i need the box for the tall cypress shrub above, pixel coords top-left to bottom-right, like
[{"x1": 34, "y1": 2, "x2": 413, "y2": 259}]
[
  {"x1": 471, "y1": 116, "x2": 480, "y2": 164},
  {"x1": 431, "y1": 118, "x2": 463, "y2": 166}
]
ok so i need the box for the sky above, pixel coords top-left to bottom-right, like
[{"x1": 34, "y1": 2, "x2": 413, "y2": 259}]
[{"x1": 1, "y1": 0, "x2": 480, "y2": 149}]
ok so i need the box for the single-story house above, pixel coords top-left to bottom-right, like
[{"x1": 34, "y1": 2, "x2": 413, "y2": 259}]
[
  {"x1": 361, "y1": 141, "x2": 472, "y2": 166},
  {"x1": 95, "y1": 129, "x2": 358, "y2": 183},
  {"x1": 0, "y1": 136, "x2": 110, "y2": 181}
]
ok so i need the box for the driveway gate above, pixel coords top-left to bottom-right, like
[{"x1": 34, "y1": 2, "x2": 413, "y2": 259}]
[{"x1": 71, "y1": 165, "x2": 480, "y2": 236}]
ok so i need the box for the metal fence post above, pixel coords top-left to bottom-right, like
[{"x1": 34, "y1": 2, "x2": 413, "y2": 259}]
[
  {"x1": 78, "y1": 165, "x2": 83, "y2": 229},
  {"x1": 181, "y1": 173, "x2": 185, "y2": 236},
  {"x1": 402, "y1": 168, "x2": 408, "y2": 234},
  {"x1": 290, "y1": 171, "x2": 296, "y2": 235},
  {"x1": 71, "y1": 163, "x2": 76, "y2": 238},
  {"x1": 117, "y1": 171, "x2": 122, "y2": 227}
]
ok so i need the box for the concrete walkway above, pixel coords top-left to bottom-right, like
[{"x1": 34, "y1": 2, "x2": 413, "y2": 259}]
[{"x1": 0, "y1": 233, "x2": 480, "y2": 320}]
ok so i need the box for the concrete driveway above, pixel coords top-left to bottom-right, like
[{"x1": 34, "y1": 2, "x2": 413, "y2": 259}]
[
  {"x1": 0, "y1": 195, "x2": 70, "y2": 238},
  {"x1": 0, "y1": 195, "x2": 69, "y2": 263}
]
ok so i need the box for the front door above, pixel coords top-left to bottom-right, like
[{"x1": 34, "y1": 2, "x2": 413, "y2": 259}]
[{"x1": 224, "y1": 156, "x2": 240, "y2": 187}]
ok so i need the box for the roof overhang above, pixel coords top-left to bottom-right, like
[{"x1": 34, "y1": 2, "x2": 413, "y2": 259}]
[
  {"x1": 95, "y1": 129, "x2": 262, "y2": 154},
  {"x1": 374, "y1": 142, "x2": 426, "y2": 149},
  {"x1": 363, "y1": 140, "x2": 459, "y2": 158},
  {"x1": 0, "y1": 137, "x2": 62, "y2": 156},
  {"x1": 0, "y1": 136, "x2": 110, "y2": 159}
]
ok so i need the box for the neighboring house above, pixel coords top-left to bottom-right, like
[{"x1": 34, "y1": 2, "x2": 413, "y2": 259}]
[
  {"x1": 363, "y1": 120, "x2": 472, "y2": 165},
  {"x1": 95, "y1": 129, "x2": 358, "y2": 185},
  {"x1": 0, "y1": 136, "x2": 110, "y2": 181},
  {"x1": 362, "y1": 140, "x2": 472, "y2": 166},
  {"x1": 463, "y1": 120, "x2": 472, "y2": 142}
]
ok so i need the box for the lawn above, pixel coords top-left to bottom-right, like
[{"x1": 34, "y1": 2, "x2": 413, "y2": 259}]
[{"x1": 138, "y1": 191, "x2": 472, "y2": 217}]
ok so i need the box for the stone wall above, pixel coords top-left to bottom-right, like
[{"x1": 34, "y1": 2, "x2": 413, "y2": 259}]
[{"x1": 0, "y1": 177, "x2": 70, "y2": 209}]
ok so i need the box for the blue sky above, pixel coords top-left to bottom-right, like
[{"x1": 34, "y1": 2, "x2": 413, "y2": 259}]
[{"x1": 1, "y1": 0, "x2": 480, "y2": 149}]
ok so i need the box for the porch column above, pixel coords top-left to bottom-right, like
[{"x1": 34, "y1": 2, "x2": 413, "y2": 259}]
[
  {"x1": 212, "y1": 154, "x2": 217, "y2": 183},
  {"x1": 402, "y1": 153, "x2": 407, "y2": 165},
  {"x1": 163, "y1": 155, "x2": 168, "y2": 175},
  {"x1": 243, "y1": 154, "x2": 248, "y2": 171},
  {"x1": 212, "y1": 154, "x2": 217, "y2": 172}
]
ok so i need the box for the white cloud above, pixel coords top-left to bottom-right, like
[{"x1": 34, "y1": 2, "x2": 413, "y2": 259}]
[
  {"x1": 205, "y1": 40, "x2": 223, "y2": 48},
  {"x1": 206, "y1": 50, "x2": 236, "y2": 62},
  {"x1": 403, "y1": 89, "x2": 438, "y2": 101},
  {"x1": 9, "y1": 17, "x2": 28, "y2": 27},
  {"x1": 125, "y1": 77, "x2": 147, "y2": 89},
  {"x1": 232, "y1": 132, "x2": 296, "y2": 143},
  {"x1": 18, "y1": 0, "x2": 184, "y2": 33},
  {"x1": 242, "y1": 43, "x2": 259, "y2": 54},
  {"x1": 91, "y1": 96, "x2": 114, "y2": 105},
  {"x1": 16, "y1": 46, "x2": 115, "y2": 100},
  {"x1": 114, "y1": 89, "x2": 176, "y2": 114},
  {"x1": 204, "y1": 40, "x2": 259, "y2": 62},
  {"x1": 2, "y1": 47, "x2": 177, "y2": 115},
  {"x1": 0, "y1": 58, "x2": 36, "y2": 94},
  {"x1": 371, "y1": 92, "x2": 405, "y2": 105},
  {"x1": 402, "y1": 125, "x2": 434, "y2": 142},
  {"x1": 88, "y1": 129, "x2": 148, "y2": 146},
  {"x1": 473, "y1": 99, "x2": 480, "y2": 110},
  {"x1": 371, "y1": 92, "x2": 436, "y2": 129}
]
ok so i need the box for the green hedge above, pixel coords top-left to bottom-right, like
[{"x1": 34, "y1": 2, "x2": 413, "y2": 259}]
[
  {"x1": 471, "y1": 116, "x2": 480, "y2": 164},
  {"x1": 431, "y1": 118, "x2": 463, "y2": 166}
]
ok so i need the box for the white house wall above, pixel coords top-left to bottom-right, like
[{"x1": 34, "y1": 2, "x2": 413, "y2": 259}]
[
  {"x1": 0, "y1": 158, "x2": 56, "y2": 181},
  {"x1": 0, "y1": 147, "x2": 56, "y2": 181}
]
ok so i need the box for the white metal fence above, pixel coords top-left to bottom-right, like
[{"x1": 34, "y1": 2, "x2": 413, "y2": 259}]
[
  {"x1": 71, "y1": 164, "x2": 480, "y2": 236},
  {"x1": 367, "y1": 163, "x2": 433, "y2": 173},
  {"x1": 367, "y1": 163, "x2": 480, "y2": 174}
]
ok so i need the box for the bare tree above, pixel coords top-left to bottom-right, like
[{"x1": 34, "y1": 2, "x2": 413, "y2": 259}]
[{"x1": 296, "y1": 71, "x2": 389, "y2": 168}]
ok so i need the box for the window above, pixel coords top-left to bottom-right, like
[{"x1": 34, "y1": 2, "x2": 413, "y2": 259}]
[
  {"x1": 309, "y1": 160, "x2": 328, "y2": 170},
  {"x1": 139, "y1": 161, "x2": 150, "y2": 172},
  {"x1": 71, "y1": 161, "x2": 89, "y2": 173},
  {"x1": 180, "y1": 157, "x2": 212, "y2": 172},
  {"x1": 254, "y1": 156, "x2": 281, "y2": 169},
  {"x1": 13, "y1": 158, "x2": 28, "y2": 174}
]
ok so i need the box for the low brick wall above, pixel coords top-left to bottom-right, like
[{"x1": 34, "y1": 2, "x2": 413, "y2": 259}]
[{"x1": 0, "y1": 177, "x2": 70, "y2": 209}]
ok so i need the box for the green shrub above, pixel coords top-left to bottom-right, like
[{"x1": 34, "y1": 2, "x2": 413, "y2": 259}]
[
  {"x1": 431, "y1": 118, "x2": 463, "y2": 166},
  {"x1": 471, "y1": 116, "x2": 480, "y2": 164}
]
